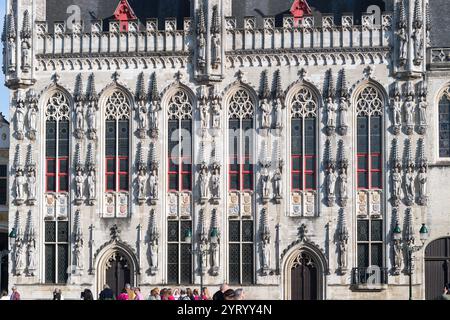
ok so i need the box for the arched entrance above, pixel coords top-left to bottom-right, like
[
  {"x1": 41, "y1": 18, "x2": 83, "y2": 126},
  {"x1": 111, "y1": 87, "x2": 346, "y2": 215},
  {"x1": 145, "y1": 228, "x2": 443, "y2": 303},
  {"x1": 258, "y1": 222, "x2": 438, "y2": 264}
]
[
  {"x1": 96, "y1": 244, "x2": 139, "y2": 299},
  {"x1": 425, "y1": 237, "x2": 450, "y2": 300},
  {"x1": 283, "y1": 244, "x2": 327, "y2": 300}
]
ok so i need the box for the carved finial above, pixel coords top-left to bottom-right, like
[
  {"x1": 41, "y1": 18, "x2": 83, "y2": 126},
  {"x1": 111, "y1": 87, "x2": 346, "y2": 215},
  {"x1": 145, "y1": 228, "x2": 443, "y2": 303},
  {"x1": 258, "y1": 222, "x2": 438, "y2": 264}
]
[
  {"x1": 406, "y1": 81, "x2": 415, "y2": 97},
  {"x1": 398, "y1": 0, "x2": 407, "y2": 27},
  {"x1": 52, "y1": 73, "x2": 60, "y2": 84},
  {"x1": 426, "y1": 3, "x2": 431, "y2": 31},
  {"x1": 236, "y1": 70, "x2": 245, "y2": 82},
  {"x1": 325, "y1": 139, "x2": 335, "y2": 164},
  {"x1": 14, "y1": 144, "x2": 22, "y2": 170},
  {"x1": 87, "y1": 73, "x2": 98, "y2": 101},
  {"x1": 74, "y1": 74, "x2": 84, "y2": 102},
  {"x1": 110, "y1": 224, "x2": 121, "y2": 241},
  {"x1": 260, "y1": 208, "x2": 270, "y2": 240},
  {"x1": 75, "y1": 143, "x2": 83, "y2": 171},
  {"x1": 199, "y1": 140, "x2": 208, "y2": 165},
  {"x1": 404, "y1": 139, "x2": 414, "y2": 168},
  {"x1": 74, "y1": 209, "x2": 83, "y2": 240},
  {"x1": 25, "y1": 145, "x2": 35, "y2": 172},
  {"x1": 405, "y1": 208, "x2": 415, "y2": 244},
  {"x1": 273, "y1": 69, "x2": 284, "y2": 100},
  {"x1": 363, "y1": 66, "x2": 374, "y2": 79},
  {"x1": 198, "y1": 208, "x2": 207, "y2": 239},
  {"x1": 298, "y1": 68, "x2": 307, "y2": 80},
  {"x1": 86, "y1": 143, "x2": 95, "y2": 170},
  {"x1": 338, "y1": 209, "x2": 349, "y2": 241},
  {"x1": 137, "y1": 142, "x2": 146, "y2": 171},
  {"x1": 112, "y1": 71, "x2": 120, "y2": 82},
  {"x1": 7, "y1": 13, "x2": 16, "y2": 38},
  {"x1": 149, "y1": 142, "x2": 158, "y2": 169},
  {"x1": 393, "y1": 81, "x2": 401, "y2": 97},
  {"x1": 1, "y1": 15, "x2": 7, "y2": 42},
  {"x1": 149, "y1": 72, "x2": 160, "y2": 102},
  {"x1": 391, "y1": 138, "x2": 400, "y2": 168},
  {"x1": 419, "y1": 81, "x2": 427, "y2": 97},
  {"x1": 260, "y1": 70, "x2": 270, "y2": 99},
  {"x1": 136, "y1": 72, "x2": 147, "y2": 102},
  {"x1": 211, "y1": 5, "x2": 220, "y2": 34},
  {"x1": 197, "y1": 4, "x2": 206, "y2": 34},
  {"x1": 413, "y1": 0, "x2": 423, "y2": 28},
  {"x1": 339, "y1": 69, "x2": 348, "y2": 98},
  {"x1": 417, "y1": 138, "x2": 428, "y2": 168},
  {"x1": 326, "y1": 69, "x2": 335, "y2": 99},
  {"x1": 26, "y1": 210, "x2": 35, "y2": 243},
  {"x1": 21, "y1": 10, "x2": 31, "y2": 38}
]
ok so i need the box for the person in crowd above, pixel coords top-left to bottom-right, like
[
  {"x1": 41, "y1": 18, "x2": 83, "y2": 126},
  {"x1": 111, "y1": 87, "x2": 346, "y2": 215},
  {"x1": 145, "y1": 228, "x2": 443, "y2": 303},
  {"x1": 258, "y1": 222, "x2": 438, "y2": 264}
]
[
  {"x1": 179, "y1": 289, "x2": 191, "y2": 300},
  {"x1": 213, "y1": 283, "x2": 229, "y2": 300},
  {"x1": 10, "y1": 286, "x2": 20, "y2": 300},
  {"x1": 117, "y1": 288, "x2": 129, "y2": 300},
  {"x1": 234, "y1": 288, "x2": 245, "y2": 300},
  {"x1": 167, "y1": 288, "x2": 175, "y2": 300},
  {"x1": 148, "y1": 288, "x2": 160, "y2": 300},
  {"x1": 223, "y1": 289, "x2": 235, "y2": 300},
  {"x1": 99, "y1": 284, "x2": 115, "y2": 300},
  {"x1": 186, "y1": 288, "x2": 195, "y2": 300},
  {"x1": 173, "y1": 288, "x2": 181, "y2": 300},
  {"x1": 53, "y1": 288, "x2": 63, "y2": 300},
  {"x1": 192, "y1": 288, "x2": 200, "y2": 300},
  {"x1": 134, "y1": 287, "x2": 144, "y2": 300},
  {"x1": 82, "y1": 289, "x2": 94, "y2": 300},
  {"x1": 0, "y1": 290, "x2": 9, "y2": 300},
  {"x1": 442, "y1": 284, "x2": 450, "y2": 300},
  {"x1": 201, "y1": 287, "x2": 211, "y2": 300},
  {"x1": 125, "y1": 284, "x2": 135, "y2": 300}
]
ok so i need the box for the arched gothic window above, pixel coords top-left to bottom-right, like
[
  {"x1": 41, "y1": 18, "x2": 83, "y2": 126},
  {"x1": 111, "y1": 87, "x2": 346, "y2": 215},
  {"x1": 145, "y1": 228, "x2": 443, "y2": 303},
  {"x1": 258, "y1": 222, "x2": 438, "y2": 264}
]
[
  {"x1": 356, "y1": 86, "x2": 383, "y2": 190},
  {"x1": 105, "y1": 90, "x2": 131, "y2": 192},
  {"x1": 166, "y1": 88, "x2": 193, "y2": 285},
  {"x1": 439, "y1": 87, "x2": 450, "y2": 158},
  {"x1": 227, "y1": 87, "x2": 255, "y2": 285},
  {"x1": 355, "y1": 85, "x2": 384, "y2": 272},
  {"x1": 45, "y1": 91, "x2": 70, "y2": 192},
  {"x1": 290, "y1": 87, "x2": 317, "y2": 191}
]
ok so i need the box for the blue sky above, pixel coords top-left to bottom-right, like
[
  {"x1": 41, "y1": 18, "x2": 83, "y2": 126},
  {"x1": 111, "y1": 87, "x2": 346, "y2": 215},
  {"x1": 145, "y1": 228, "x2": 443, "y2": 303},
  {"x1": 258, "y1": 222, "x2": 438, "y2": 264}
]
[{"x1": 0, "y1": 2, "x2": 9, "y2": 120}]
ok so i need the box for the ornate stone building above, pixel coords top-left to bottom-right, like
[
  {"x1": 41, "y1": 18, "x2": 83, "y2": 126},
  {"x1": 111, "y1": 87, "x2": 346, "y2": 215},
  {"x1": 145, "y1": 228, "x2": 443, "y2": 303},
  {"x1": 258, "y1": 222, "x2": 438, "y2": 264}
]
[{"x1": 2, "y1": 0, "x2": 450, "y2": 299}]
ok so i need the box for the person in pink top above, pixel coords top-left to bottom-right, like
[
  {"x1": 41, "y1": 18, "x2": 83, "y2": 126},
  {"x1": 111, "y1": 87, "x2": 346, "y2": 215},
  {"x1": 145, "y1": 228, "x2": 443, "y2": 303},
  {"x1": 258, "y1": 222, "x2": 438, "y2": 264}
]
[
  {"x1": 201, "y1": 287, "x2": 211, "y2": 300},
  {"x1": 192, "y1": 289, "x2": 200, "y2": 300},
  {"x1": 167, "y1": 289, "x2": 175, "y2": 300},
  {"x1": 117, "y1": 289, "x2": 129, "y2": 300},
  {"x1": 134, "y1": 287, "x2": 144, "y2": 300}
]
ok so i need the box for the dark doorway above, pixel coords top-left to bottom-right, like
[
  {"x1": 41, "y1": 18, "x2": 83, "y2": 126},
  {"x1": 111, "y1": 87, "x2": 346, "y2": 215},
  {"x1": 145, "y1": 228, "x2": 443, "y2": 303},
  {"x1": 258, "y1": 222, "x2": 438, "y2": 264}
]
[
  {"x1": 105, "y1": 252, "x2": 132, "y2": 298},
  {"x1": 291, "y1": 251, "x2": 318, "y2": 300},
  {"x1": 425, "y1": 238, "x2": 450, "y2": 300}
]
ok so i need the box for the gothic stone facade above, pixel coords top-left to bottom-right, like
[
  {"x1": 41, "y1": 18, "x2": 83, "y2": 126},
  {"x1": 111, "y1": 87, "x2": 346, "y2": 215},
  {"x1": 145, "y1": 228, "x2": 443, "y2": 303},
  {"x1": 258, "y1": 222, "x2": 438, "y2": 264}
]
[{"x1": 2, "y1": 0, "x2": 450, "y2": 300}]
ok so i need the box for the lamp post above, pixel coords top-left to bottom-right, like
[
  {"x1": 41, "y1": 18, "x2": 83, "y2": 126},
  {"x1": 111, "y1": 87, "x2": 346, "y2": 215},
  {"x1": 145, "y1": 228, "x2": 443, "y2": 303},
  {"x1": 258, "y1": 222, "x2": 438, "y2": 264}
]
[
  {"x1": 393, "y1": 223, "x2": 429, "y2": 300},
  {"x1": 0, "y1": 228, "x2": 17, "y2": 291},
  {"x1": 185, "y1": 228, "x2": 210, "y2": 299}
]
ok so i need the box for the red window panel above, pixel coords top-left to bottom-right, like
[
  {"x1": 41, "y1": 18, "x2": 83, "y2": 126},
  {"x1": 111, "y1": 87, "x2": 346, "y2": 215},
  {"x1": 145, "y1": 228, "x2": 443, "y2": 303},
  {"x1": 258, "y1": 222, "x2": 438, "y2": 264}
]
[
  {"x1": 357, "y1": 154, "x2": 369, "y2": 190},
  {"x1": 180, "y1": 156, "x2": 192, "y2": 191},
  {"x1": 46, "y1": 158, "x2": 57, "y2": 192},
  {"x1": 229, "y1": 155, "x2": 240, "y2": 191},
  {"x1": 105, "y1": 157, "x2": 116, "y2": 192},
  {"x1": 242, "y1": 156, "x2": 253, "y2": 191},
  {"x1": 58, "y1": 157, "x2": 69, "y2": 192},
  {"x1": 370, "y1": 153, "x2": 382, "y2": 189},
  {"x1": 291, "y1": 154, "x2": 302, "y2": 191},
  {"x1": 168, "y1": 156, "x2": 179, "y2": 192},
  {"x1": 304, "y1": 155, "x2": 315, "y2": 190},
  {"x1": 118, "y1": 156, "x2": 129, "y2": 191}
]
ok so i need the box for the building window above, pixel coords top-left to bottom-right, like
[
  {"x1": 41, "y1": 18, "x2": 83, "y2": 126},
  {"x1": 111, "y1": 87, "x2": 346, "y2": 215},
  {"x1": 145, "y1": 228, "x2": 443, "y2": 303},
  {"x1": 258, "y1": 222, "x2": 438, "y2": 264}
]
[
  {"x1": 290, "y1": 87, "x2": 318, "y2": 191},
  {"x1": 167, "y1": 220, "x2": 192, "y2": 284},
  {"x1": 228, "y1": 88, "x2": 255, "y2": 191},
  {"x1": 167, "y1": 89, "x2": 193, "y2": 192},
  {"x1": 104, "y1": 90, "x2": 131, "y2": 192},
  {"x1": 44, "y1": 221, "x2": 69, "y2": 284},
  {"x1": 0, "y1": 165, "x2": 6, "y2": 205},
  {"x1": 357, "y1": 219, "x2": 383, "y2": 268},
  {"x1": 356, "y1": 86, "x2": 383, "y2": 190},
  {"x1": 229, "y1": 219, "x2": 254, "y2": 285},
  {"x1": 45, "y1": 91, "x2": 70, "y2": 193},
  {"x1": 439, "y1": 87, "x2": 450, "y2": 158}
]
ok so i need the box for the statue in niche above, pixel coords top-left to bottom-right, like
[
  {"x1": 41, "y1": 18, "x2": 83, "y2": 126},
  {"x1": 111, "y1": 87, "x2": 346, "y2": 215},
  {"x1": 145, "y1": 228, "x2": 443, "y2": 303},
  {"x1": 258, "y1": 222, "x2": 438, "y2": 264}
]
[
  {"x1": 261, "y1": 234, "x2": 270, "y2": 271},
  {"x1": 198, "y1": 33, "x2": 206, "y2": 70},
  {"x1": 325, "y1": 166, "x2": 336, "y2": 198},
  {"x1": 27, "y1": 239, "x2": 36, "y2": 275},
  {"x1": 149, "y1": 168, "x2": 158, "y2": 200},
  {"x1": 75, "y1": 102, "x2": 84, "y2": 132},
  {"x1": 211, "y1": 34, "x2": 221, "y2": 69},
  {"x1": 273, "y1": 168, "x2": 282, "y2": 199},
  {"x1": 138, "y1": 105, "x2": 148, "y2": 132},
  {"x1": 418, "y1": 95, "x2": 427, "y2": 127},
  {"x1": 27, "y1": 171, "x2": 36, "y2": 201},
  {"x1": 326, "y1": 97, "x2": 336, "y2": 130},
  {"x1": 15, "y1": 170, "x2": 26, "y2": 201},
  {"x1": 405, "y1": 166, "x2": 415, "y2": 202},
  {"x1": 391, "y1": 95, "x2": 402, "y2": 130},
  {"x1": 7, "y1": 38, "x2": 16, "y2": 72},
  {"x1": 14, "y1": 239, "x2": 25, "y2": 275},
  {"x1": 394, "y1": 239, "x2": 402, "y2": 274},
  {"x1": 199, "y1": 164, "x2": 209, "y2": 199},
  {"x1": 404, "y1": 95, "x2": 415, "y2": 133},
  {"x1": 337, "y1": 168, "x2": 347, "y2": 201},
  {"x1": 149, "y1": 100, "x2": 159, "y2": 135},
  {"x1": 211, "y1": 96, "x2": 221, "y2": 129},
  {"x1": 15, "y1": 105, "x2": 25, "y2": 139},
  {"x1": 200, "y1": 101, "x2": 208, "y2": 129},
  {"x1": 87, "y1": 170, "x2": 96, "y2": 201},
  {"x1": 261, "y1": 164, "x2": 271, "y2": 199},
  {"x1": 75, "y1": 170, "x2": 85, "y2": 200},
  {"x1": 260, "y1": 98, "x2": 272, "y2": 129},
  {"x1": 398, "y1": 26, "x2": 408, "y2": 64},
  {"x1": 418, "y1": 166, "x2": 427, "y2": 203},
  {"x1": 210, "y1": 165, "x2": 220, "y2": 199},
  {"x1": 87, "y1": 102, "x2": 97, "y2": 135},
  {"x1": 27, "y1": 106, "x2": 37, "y2": 138},
  {"x1": 150, "y1": 235, "x2": 159, "y2": 270},
  {"x1": 273, "y1": 98, "x2": 283, "y2": 129},
  {"x1": 73, "y1": 241, "x2": 83, "y2": 270},
  {"x1": 412, "y1": 28, "x2": 424, "y2": 65},
  {"x1": 392, "y1": 166, "x2": 402, "y2": 200},
  {"x1": 137, "y1": 169, "x2": 147, "y2": 200},
  {"x1": 338, "y1": 96, "x2": 348, "y2": 133},
  {"x1": 21, "y1": 40, "x2": 31, "y2": 72}
]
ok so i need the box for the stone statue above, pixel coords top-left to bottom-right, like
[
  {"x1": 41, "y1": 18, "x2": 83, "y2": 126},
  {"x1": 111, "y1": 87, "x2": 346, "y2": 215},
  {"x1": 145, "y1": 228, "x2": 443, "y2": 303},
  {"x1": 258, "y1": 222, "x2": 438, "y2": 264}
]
[
  {"x1": 149, "y1": 169, "x2": 158, "y2": 199},
  {"x1": 260, "y1": 98, "x2": 272, "y2": 129},
  {"x1": 27, "y1": 240, "x2": 36, "y2": 275},
  {"x1": 138, "y1": 105, "x2": 148, "y2": 131},
  {"x1": 198, "y1": 33, "x2": 206, "y2": 69},
  {"x1": 15, "y1": 239, "x2": 25, "y2": 275},
  {"x1": 87, "y1": 102, "x2": 96, "y2": 133},
  {"x1": 338, "y1": 238, "x2": 348, "y2": 272},
  {"x1": 87, "y1": 170, "x2": 96, "y2": 200},
  {"x1": 391, "y1": 96, "x2": 402, "y2": 128},
  {"x1": 7, "y1": 39, "x2": 16, "y2": 72},
  {"x1": 261, "y1": 164, "x2": 271, "y2": 198},
  {"x1": 338, "y1": 97, "x2": 348, "y2": 132},
  {"x1": 392, "y1": 166, "x2": 402, "y2": 200},
  {"x1": 261, "y1": 237, "x2": 270, "y2": 271},
  {"x1": 398, "y1": 26, "x2": 408, "y2": 63},
  {"x1": 418, "y1": 166, "x2": 427, "y2": 201},
  {"x1": 394, "y1": 240, "x2": 402, "y2": 273},
  {"x1": 21, "y1": 40, "x2": 30, "y2": 71},
  {"x1": 273, "y1": 98, "x2": 283, "y2": 129},
  {"x1": 326, "y1": 97, "x2": 336, "y2": 129},
  {"x1": 27, "y1": 106, "x2": 37, "y2": 135},
  {"x1": 137, "y1": 169, "x2": 147, "y2": 199},
  {"x1": 405, "y1": 166, "x2": 415, "y2": 201},
  {"x1": 211, "y1": 97, "x2": 221, "y2": 129},
  {"x1": 75, "y1": 170, "x2": 85, "y2": 199},
  {"x1": 74, "y1": 242, "x2": 83, "y2": 270},
  {"x1": 149, "y1": 101, "x2": 159, "y2": 132},
  {"x1": 199, "y1": 237, "x2": 208, "y2": 270},
  {"x1": 211, "y1": 165, "x2": 220, "y2": 199},
  {"x1": 210, "y1": 240, "x2": 219, "y2": 272},
  {"x1": 404, "y1": 95, "x2": 415, "y2": 131},
  {"x1": 200, "y1": 101, "x2": 208, "y2": 129},
  {"x1": 273, "y1": 168, "x2": 282, "y2": 198},
  {"x1": 15, "y1": 170, "x2": 26, "y2": 201},
  {"x1": 199, "y1": 165, "x2": 209, "y2": 199},
  {"x1": 211, "y1": 34, "x2": 221, "y2": 68},
  {"x1": 338, "y1": 168, "x2": 347, "y2": 200},
  {"x1": 75, "y1": 102, "x2": 84, "y2": 131},
  {"x1": 326, "y1": 168, "x2": 336, "y2": 197},
  {"x1": 418, "y1": 95, "x2": 427, "y2": 127},
  {"x1": 412, "y1": 28, "x2": 424, "y2": 64},
  {"x1": 15, "y1": 106, "x2": 25, "y2": 138},
  {"x1": 27, "y1": 171, "x2": 36, "y2": 201},
  {"x1": 150, "y1": 240, "x2": 158, "y2": 269}
]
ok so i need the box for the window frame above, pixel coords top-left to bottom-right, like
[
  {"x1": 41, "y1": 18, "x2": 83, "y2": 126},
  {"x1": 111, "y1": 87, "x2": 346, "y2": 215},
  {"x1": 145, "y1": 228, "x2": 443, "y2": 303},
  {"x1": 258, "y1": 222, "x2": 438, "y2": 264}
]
[
  {"x1": 356, "y1": 218, "x2": 384, "y2": 268},
  {"x1": 228, "y1": 219, "x2": 254, "y2": 285},
  {"x1": 167, "y1": 219, "x2": 193, "y2": 285},
  {"x1": 44, "y1": 220, "x2": 69, "y2": 285},
  {"x1": 438, "y1": 89, "x2": 450, "y2": 160}
]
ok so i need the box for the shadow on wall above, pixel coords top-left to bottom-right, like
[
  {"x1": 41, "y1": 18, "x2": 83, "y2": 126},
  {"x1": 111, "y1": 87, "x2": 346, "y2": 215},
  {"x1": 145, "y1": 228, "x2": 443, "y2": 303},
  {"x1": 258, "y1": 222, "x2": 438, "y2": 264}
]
[{"x1": 232, "y1": 0, "x2": 391, "y2": 28}]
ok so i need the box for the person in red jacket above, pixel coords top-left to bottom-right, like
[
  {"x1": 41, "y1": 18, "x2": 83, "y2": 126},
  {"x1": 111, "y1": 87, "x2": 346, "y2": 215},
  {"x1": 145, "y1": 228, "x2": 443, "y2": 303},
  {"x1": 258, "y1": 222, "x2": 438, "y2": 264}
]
[{"x1": 10, "y1": 286, "x2": 20, "y2": 300}]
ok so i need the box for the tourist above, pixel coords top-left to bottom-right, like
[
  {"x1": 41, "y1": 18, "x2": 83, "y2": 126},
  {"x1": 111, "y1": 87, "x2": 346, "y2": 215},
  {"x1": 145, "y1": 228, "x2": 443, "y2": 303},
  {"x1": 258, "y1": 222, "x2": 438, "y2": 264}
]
[
  {"x1": 192, "y1": 288, "x2": 200, "y2": 300},
  {"x1": 186, "y1": 288, "x2": 195, "y2": 300},
  {"x1": 125, "y1": 283, "x2": 135, "y2": 300},
  {"x1": 10, "y1": 286, "x2": 20, "y2": 300},
  {"x1": 0, "y1": 290, "x2": 9, "y2": 300},
  {"x1": 53, "y1": 288, "x2": 63, "y2": 300},
  {"x1": 234, "y1": 288, "x2": 245, "y2": 300},
  {"x1": 117, "y1": 288, "x2": 129, "y2": 300},
  {"x1": 99, "y1": 284, "x2": 115, "y2": 300},
  {"x1": 179, "y1": 289, "x2": 191, "y2": 300},
  {"x1": 201, "y1": 287, "x2": 211, "y2": 300},
  {"x1": 223, "y1": 289, "x2": 235, "y2": 300},
  {"x1": 166, "y1": 288, "x2": 175, "y2": 300},
  {"x1": 443, "y1": 284, "x2": 450, "y2": 300},
  {"x1": 81, "y1": 289, "x2": 94, "y2": 300},
  {"x1": 213, "y1": 283, "x2": 229, "y2": 300},
  {"x1": 173, "y1": 288, "x2": 181, "y2": 300},
  {"x1": 134, "y1": 287, "x2": 144, "y2": 300},
  {"x1": 148, "y1": 288, "x2": 160, "y2": 300}
]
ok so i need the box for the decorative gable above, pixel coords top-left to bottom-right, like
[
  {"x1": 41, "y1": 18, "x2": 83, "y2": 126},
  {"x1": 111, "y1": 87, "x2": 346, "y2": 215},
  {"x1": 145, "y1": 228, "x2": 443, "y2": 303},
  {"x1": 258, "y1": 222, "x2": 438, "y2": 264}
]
[
  {"x1": 290, "y1": 0, "x2": 312, "y2": 27},
  {"x1": 113, "y1": 0, "x2": 138, "y2": 32}
]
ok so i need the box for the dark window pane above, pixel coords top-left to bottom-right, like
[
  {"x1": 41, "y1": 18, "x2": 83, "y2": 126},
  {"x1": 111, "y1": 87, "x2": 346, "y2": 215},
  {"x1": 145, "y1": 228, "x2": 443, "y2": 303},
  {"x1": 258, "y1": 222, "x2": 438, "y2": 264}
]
[
  {"x1": 291, "y1": 119, "x2": 302, "y2": 155},
  {"x1": 371, "y1": 244, "x2": 383, "y2": 267},
  {"x1": 370, "y1": 116, "x2": 382, "y2": 153},
  {"x1": 439, "y1": 97, "x2": 450, "y2": 158},
  {"x1": 59, "y1": 159, "x2": 68, "y2": 174},
  {"x1": 106, "y1": 175, "x2": 115, "y2": 191},
  {"x1": 169, "y1": 158, "x2": 179, "y2": 172},
  {"x1": 46, "y1": 121, "x2": 57, "y2": 158},
  {"x1": 45, "y1": 222, "x2": 56, "y2": 242},
  {"x1": 243, "y1": 173, "x2": 253, "y2": 190},
  {"x1": 305, "y1": 173, "x2": 315, "y2": 189},
  {"x1": 119, "y1": 174, "x2": 128, "y2": 190},
  {"x1": 292, "y1": 157, "x2": 302, "y2": 171},
  {"x1": 358, "y1": 172, "x2": 368, "y2": 189},
  {"x1": 292, "y1": 174, "x2": 301, "y2": 190},
  {"x1": 169, "y1": 174, "x2": 179, "y2": 191},
  {"x1": 45, "y1": 244, "x2": 56, "y2": 283},
  {"x1": 304, "y1": 118, "x2": 315, "y2": 155},
  {"x1": 242, "y1": 221, "x2": 253, "y2": 242},
  {"x1": 229, "y1": 243, "x2": 240, "y2": 284},
  {"x1": 180, "y1": 243, "x2": 192, "y2": 284},
  {"x1": 371, "y1": 220, "x2": 383, "y2": 241},
  {"x1": 181, "y1": 221, "x2": 192, "y2": 242},
  {"x1": 168, "y1": 221, "x2": 179, "y2": 242},
  {"x1": 182, "y1": 173, "x2": 191, "y2": 190},
  {"x1": 57, "y1": 244, "x2": 68, "y2": 283},
  {"x1": 58, "y1": 222, "x2": 68, "y2": 242},
  {"x1": 229, "y1": 221, "x2": 240, "y2": 242},
  {"x1": 357, "y1": 117, "x2": 368, "y2": 153},
  {"x1": 357, "y1": 244, "x2": 369, "y2": 268},
  {"x1": 242, "y1": 243, "x2": 254, "y2": 284},
  {"x1": 47, "y1": 159, "x2": 56, "y2": 173},
  {"x1": 0, "y1": 179, "x2": 6, "y2": 205},
  {"x1": 182, "y1": 161, "x2": 191, "y2": 172},
  {"x1": 105, "y1": 121, "x2": 116, "y2": 157},
  {"x1": 47, "y1": 176, "x2": 56, "y2": 192},
  {"x1": 305, "y1": 157, "x2": 314, "y2": 171},
  {"x1": 229, "y1": 173, "x2": 239, "y2": 190},
  {"x1": 0, "y1": 165, "x2": 7, "y2": 177},
  {"x1": 106, "y1": 159, "x2": 115, "y2": 172},
  {"x1": 167, "y1": 243, "x2": 178, "y2": 283},
  {"x1": 357, "y1": 220, "x2": 369, "y2": 242},
  {"x1": 59, "y1": 176, "x2": 68, "y2": 192},
  {"x1": 58, "y1": 121, "x2": 69, "y2": 157},
  {"x1": 371, "y1": 155, "x2": 381, "y2": 170},
  {"x1": 119, "y1": 158, "x2": 128, "y2": 172},
  {"x1": 371, "y1": 172, "x2": 382, "y2": 189},
  {"x1": 358, "y1": 156, "x2": 368, "y2": 170},
  {"x1": 118, "y1": 121, "x2": 129, "y2": 156}
]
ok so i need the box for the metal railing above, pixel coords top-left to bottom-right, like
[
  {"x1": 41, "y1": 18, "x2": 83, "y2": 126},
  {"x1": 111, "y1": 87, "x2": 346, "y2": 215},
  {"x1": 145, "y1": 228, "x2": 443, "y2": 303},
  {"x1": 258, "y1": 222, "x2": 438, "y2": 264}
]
[{"x1": 351, "y1": 267, "x2": 388, "y2": 286}]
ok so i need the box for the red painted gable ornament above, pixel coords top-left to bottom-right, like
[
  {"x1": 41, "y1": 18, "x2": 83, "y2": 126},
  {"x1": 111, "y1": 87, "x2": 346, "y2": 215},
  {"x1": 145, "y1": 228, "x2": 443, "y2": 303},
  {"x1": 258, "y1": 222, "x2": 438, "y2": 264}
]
[
  {"x1": 290, "y1": 0, "x2": 312, "y2": 26},
  {"x1": 114, "y1": 0, "x2": 137, "y2": 32}
]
